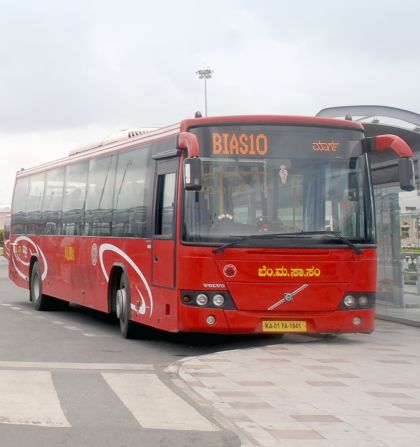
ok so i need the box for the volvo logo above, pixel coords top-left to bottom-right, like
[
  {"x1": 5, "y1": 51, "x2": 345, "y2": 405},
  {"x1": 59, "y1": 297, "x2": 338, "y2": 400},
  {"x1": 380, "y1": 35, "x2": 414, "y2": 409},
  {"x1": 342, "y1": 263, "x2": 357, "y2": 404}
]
[
  {"x1": 268, "y1": 284, "x2": 309, "y2": 311},
  {"x1": 284, "y1": 293, "x2": 293, "y2": 302}
]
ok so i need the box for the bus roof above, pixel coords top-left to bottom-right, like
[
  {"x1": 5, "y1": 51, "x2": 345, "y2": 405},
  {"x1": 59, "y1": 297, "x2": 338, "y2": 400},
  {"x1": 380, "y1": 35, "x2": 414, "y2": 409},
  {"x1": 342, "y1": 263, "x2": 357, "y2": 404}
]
[
  {"x1": 179, "y1": 114, "x2": 364, "y2": 132},
  {"x1": 16, "y1": 115, "x2": 364, "y2": 178}
]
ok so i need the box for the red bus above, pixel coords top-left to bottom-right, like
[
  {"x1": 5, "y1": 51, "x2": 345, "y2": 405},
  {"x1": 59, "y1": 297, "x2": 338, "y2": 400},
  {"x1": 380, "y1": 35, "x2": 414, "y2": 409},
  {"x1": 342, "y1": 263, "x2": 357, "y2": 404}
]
[{"x1": 8, "y1": 115, "x2": 415, "y2": 337}]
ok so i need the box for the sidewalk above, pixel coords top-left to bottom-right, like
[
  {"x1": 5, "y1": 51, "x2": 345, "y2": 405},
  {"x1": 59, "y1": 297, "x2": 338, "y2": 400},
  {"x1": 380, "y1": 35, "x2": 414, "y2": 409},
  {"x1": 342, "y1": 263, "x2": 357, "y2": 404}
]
[{"x1": 176, "y1": 321, "x2": 420, "y2": 447}]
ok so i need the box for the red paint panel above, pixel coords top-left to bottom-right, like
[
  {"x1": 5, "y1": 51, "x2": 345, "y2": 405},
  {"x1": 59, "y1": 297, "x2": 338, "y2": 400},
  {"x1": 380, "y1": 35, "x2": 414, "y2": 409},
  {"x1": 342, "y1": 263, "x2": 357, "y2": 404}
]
[
  {"x1": 152, "y1": 239, "x2": 175, "y2": 288},
  {"x1": 227, "y1": 283, "x2": 347, "y2": 312}
]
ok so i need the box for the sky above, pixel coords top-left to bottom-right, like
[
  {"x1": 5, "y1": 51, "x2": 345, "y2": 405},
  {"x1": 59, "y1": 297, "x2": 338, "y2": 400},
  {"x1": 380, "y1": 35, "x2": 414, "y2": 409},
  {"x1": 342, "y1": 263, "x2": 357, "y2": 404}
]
[{"x1": 1, "y1": 0, "x2": 419, "y2": 208}]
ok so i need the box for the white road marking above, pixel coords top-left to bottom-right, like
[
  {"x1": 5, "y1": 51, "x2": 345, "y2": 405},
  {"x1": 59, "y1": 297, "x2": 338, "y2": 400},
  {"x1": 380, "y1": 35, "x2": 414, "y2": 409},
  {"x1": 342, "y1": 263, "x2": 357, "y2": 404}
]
[
  {"x1": 0, "y1": 370, "x2": 70, "y2": 427},
  {"x1": 102, "y1": 373, "x2": 218, "y2": 431},
  {"x1": 52, "y1": 321, "x2": 65, "y2": 325},
  {"x1": 10, "y1": 306, "x2": 22, "y2": 310},
  {"x1": 64, "y1": 326, "x2": 81, "y2": 331},
  {"x1": 0, "y1": 361, "x2": 154, "y2": 371},
  {"x1": 0, "y1": 304, "x2": 12, "y2": 306}
]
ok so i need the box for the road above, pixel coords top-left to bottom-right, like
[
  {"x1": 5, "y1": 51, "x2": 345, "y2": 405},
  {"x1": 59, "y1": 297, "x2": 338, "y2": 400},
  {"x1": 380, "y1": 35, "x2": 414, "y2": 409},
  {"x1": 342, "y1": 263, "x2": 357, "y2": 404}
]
[
  {"x1": 4, "y1": 256, "x2": 419, "y2": 447},
  {"x1": 0, "y1": 257, "x2": 262, "y2": 447}
]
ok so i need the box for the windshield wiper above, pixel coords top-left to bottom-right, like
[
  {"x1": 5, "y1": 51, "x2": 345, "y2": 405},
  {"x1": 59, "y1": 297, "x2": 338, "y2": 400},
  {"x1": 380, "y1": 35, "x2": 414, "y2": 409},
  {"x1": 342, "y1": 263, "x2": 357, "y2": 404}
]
[
  {"x1": 212, "y1": 233, "x2": 311, "y2": 254},
  {"x1": 289, "y1": 231, "x2": 363, "y2": 254},
  {"x1": 212, "y1": 230, "x2": 363, "y2": 254}
]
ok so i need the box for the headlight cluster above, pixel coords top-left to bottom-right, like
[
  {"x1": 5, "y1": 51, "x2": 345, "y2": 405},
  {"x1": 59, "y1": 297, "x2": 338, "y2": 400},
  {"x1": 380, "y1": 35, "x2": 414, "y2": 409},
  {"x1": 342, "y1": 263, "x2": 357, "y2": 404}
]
[
  {"x1": 181, "y1": 290, "x2": 236, "y2": 309},
  {"x1": 339, "y1": 293, "x2": 375, "y2": 310}
]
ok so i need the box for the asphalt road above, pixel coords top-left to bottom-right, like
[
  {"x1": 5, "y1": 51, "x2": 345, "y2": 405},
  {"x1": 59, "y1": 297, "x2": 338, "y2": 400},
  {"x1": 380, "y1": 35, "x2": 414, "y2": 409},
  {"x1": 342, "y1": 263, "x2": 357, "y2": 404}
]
[{"x1": 0, "y1": 257, "x2": 280, "y2": 447}]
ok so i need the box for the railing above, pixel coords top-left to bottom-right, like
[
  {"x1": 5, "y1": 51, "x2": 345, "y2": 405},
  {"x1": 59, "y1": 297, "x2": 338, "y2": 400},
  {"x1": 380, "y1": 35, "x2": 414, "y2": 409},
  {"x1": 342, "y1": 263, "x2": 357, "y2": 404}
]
[{"x1": 403, "y1": 251, "x2": 420, "y2": 296}]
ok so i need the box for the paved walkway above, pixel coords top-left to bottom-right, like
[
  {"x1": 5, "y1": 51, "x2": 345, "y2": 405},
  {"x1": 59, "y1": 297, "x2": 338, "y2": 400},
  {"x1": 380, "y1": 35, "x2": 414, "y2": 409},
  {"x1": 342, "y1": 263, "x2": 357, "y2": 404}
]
[{"x1": 176, "y1": 321, "x2": 420, "y2": 447}]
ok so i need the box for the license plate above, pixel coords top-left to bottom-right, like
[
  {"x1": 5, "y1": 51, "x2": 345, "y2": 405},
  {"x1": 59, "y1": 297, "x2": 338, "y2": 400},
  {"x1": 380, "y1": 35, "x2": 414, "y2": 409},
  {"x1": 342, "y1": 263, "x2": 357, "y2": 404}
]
[{"x1": 262, "y1": 320, "x2": 307, "y2": 332}]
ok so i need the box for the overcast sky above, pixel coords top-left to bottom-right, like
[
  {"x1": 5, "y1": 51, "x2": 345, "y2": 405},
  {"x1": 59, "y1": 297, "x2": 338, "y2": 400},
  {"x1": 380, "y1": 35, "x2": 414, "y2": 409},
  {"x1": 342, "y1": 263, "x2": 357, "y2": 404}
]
[{"x1": 1, "y1": 0, "x2": 419, "y2": 208}]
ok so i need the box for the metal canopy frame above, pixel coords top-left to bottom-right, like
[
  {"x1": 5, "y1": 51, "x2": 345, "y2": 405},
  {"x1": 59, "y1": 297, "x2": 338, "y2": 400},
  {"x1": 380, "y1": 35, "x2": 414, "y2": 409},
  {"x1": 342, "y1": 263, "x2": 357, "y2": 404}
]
[{"x1": 316, "y1": 105, "x2": 420, "y2": 128}]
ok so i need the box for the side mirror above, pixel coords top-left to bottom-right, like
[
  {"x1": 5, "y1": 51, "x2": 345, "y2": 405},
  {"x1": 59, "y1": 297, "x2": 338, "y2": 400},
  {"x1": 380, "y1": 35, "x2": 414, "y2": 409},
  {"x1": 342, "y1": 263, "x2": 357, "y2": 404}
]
[
  {"x1": 399, "y1": 158, "x2": 416, "y2": 191},
  {"x1": 371, "y1": 134, "x2": 416, "y2": 191},
  {"x1": 184, "y1": 158, "x2": 202, "y2": 191}
]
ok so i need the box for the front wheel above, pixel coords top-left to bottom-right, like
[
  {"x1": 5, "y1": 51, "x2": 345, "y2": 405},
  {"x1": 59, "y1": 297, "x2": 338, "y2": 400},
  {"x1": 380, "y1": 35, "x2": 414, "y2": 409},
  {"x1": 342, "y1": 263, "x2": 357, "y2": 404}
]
[
  {"x1": 116, "y1": 272, "x2": 135, "y2": 339},
  {"x1": 30, "y1": 262, "x2": 50, "y2": 311}
]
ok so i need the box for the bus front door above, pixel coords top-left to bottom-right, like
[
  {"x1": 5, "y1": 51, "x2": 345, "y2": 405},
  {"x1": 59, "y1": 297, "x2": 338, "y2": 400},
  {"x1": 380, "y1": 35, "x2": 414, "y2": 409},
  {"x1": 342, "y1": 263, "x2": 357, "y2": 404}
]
[{"x1": 152, "y1": 158, "x2": 178, "y2": 288}]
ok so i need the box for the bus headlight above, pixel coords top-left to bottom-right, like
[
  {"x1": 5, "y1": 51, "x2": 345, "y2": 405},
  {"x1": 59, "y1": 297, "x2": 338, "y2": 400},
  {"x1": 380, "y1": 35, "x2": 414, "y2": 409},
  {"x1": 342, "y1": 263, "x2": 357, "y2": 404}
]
[
  {"x1": 213, "y1": 294, "x2": 225, "y2": 307},
  {"x1": 181, "y1": 290, "x2": 237, "y2": 309},
  {"x1": 343, "y1": 295, "x2": 356, "y2": 308},
  {"x1": 196, "y1": 294, "x2": 209, "y2": 306},
  {"x1": 358, "y1": 296, "x2": 369, "y2": 308},
  {"x1": 340, "y1": 292, "x2": 375, "y2": 310}
]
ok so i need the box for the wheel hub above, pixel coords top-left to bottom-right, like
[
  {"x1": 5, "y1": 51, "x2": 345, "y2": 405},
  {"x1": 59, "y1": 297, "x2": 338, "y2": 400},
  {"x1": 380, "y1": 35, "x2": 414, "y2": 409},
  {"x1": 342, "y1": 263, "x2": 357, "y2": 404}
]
[
  {"x1": 32, "y1": 275, "x2": 40, "y2": 301},
  {"x1": 116, "y1": 288, "x2": 127, "y2": 319}
]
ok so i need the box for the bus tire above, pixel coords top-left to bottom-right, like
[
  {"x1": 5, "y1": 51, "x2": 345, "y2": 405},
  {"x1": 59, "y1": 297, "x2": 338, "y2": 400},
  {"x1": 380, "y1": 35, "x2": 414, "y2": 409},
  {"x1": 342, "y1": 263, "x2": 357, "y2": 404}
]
[
  {"x1": 117, "y1": 271, "x2": 135, "y2": 339},
  {"x1": 30, "y1": 261, "x2": 49, "y2": 311}
]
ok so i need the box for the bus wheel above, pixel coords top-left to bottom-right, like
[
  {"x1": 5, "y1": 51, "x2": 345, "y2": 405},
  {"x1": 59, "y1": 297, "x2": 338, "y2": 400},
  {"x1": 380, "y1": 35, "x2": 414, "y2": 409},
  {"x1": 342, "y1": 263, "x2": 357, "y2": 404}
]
[
  {"x1": 116, "y1": 272, "x2": 135, "y2": 339},
  {"x1": 30, "y1": 262, "x2": 49, "y2": 311}
]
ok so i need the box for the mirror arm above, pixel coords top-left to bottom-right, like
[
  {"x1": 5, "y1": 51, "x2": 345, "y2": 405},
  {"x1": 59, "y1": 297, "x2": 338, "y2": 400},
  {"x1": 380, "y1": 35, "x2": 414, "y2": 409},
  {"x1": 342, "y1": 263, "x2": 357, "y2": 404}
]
[
  {"x1": 177, "y1": 132, "x2": 200, "y2": 158},
  {"x1": 374, "y1": 134, "x2": 414, "y2": 158}
]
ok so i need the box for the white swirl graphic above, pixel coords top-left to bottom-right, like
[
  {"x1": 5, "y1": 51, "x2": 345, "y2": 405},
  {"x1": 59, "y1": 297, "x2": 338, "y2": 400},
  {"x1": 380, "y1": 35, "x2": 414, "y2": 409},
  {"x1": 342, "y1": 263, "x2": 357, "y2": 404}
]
[
  {"x1": 12, "y1": 236, "x2": 48, "y2": 281},
  {"x1": 99, "y1": 243, "x2": 153, "y2": 317},
  {"x1": 134, "y1": 286, "x2": 147, "y2": 314}
]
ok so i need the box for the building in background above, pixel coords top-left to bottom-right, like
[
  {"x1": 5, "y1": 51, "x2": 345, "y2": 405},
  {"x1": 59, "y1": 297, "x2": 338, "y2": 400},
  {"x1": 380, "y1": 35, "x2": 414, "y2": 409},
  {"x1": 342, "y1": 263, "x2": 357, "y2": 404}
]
[
  {"x1": 317, "y1": 106, "x2": 420, "y2": 326},
  {"x1": 0, "y1": 207, "x2": 10, "y2": 229}
]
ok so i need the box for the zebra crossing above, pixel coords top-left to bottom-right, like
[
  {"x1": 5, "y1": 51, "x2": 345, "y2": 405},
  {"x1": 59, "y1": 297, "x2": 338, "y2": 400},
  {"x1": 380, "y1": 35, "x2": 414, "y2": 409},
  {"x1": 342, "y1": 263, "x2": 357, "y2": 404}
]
[
  {"x1": 0, "y1": 370, "x2": 70, "y2": 427},
  {"x1": 103, "y1": 373, "x2": 216, "y2": 431},
  {"x1": 0, "y1": 363, "x2": 218, "y2": 432}
]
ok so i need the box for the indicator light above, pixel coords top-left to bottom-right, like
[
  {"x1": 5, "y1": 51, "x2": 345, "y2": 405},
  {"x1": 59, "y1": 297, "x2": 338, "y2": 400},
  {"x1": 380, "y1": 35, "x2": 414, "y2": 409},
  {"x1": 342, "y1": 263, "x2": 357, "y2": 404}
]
[
  {"x1": 206, "y1": 316, "x2": 216, "y2": 325},
  {"x1": 353, "y1": 317, "x2": 362, "y2": 326}
]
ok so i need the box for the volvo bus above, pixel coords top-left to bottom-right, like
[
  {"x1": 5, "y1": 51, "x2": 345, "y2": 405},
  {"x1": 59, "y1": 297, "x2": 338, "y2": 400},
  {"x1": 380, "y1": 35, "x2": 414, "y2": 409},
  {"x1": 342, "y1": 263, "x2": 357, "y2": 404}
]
[{"x1": 8, "y1": 115, "x2": 415, "y2": 337}]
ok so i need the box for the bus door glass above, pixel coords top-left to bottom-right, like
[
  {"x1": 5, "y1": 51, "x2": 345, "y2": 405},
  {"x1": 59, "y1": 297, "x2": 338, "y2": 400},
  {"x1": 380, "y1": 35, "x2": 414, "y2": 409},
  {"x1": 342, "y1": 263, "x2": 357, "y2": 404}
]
[{"x1": 152, "y1": 158, "x2": 178, "y2": 288}]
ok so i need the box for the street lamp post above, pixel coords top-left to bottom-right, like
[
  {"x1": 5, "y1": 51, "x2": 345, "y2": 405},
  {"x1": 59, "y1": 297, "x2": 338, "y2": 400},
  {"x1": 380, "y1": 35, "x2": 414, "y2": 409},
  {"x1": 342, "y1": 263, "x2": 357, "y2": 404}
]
[{"x1": 196, "y1": 67, "x2": 213, "y2": 117}]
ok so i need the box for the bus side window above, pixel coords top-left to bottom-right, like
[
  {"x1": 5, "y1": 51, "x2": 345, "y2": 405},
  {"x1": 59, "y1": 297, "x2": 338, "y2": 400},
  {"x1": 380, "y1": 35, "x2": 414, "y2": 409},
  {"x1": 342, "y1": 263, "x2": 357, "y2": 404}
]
[
  {"x1": 41, "y1": 168, "x2": 64, "y2": 235},
  {"x1": 155, "y1": 172, "x2": 176, "y2": 237},
  {"x1": 85, "y1": 155, "x2": 116, "y2": 237},
  {"x1": 112, "y1": 148, "x2": 149, "y2": 238},
  {"x1": 11, "y1": 177, "x2": 29, "y2": 235},
  {"x1": 28, "y1": 172, "x2": 47, "y2": 235},
  {"x1": 62, "y1": 162, "x2": 88, "y2": 236}
]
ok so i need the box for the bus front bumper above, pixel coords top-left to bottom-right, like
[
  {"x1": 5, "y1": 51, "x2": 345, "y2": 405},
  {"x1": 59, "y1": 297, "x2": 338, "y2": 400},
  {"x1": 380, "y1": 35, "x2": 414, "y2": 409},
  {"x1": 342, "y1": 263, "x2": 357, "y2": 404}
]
[{"x1": 179, "y1": 306, "x2": 375, "y2": 334}]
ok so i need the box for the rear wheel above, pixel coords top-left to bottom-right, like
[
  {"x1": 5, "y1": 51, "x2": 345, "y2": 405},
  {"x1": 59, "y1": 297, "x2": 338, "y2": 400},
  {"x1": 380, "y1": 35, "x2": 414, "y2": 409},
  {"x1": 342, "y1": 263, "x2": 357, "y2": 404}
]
[
  {"x1": 30, "y1": 262, "x2": 50, "y2": 311},
  {"x1": 116, "y1": 272, "x2": 135, "y2": 339}
]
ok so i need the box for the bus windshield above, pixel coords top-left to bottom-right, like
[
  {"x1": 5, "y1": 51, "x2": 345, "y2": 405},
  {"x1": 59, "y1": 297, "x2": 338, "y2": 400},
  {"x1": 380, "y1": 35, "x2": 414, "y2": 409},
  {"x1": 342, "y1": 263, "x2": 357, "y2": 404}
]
[{"x1": 183, "y1": 124, "x2": 375, "y2": 247}]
